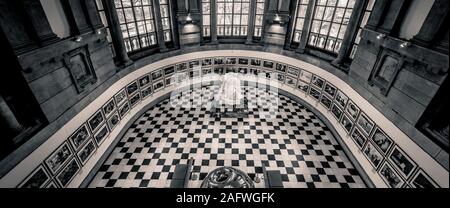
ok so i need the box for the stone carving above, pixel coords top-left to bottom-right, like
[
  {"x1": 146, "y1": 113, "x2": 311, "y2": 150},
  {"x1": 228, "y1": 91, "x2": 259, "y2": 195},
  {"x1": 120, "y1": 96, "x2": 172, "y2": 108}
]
[{"x1": 63, "y1": 47, "x2": 97, "y2": 93}]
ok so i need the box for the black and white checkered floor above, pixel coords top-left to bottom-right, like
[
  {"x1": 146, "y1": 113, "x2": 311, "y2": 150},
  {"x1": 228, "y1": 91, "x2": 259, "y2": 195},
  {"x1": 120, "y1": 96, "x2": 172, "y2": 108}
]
[{"x1": 89, "y1": 84, "x2": 366, "y2": 188}]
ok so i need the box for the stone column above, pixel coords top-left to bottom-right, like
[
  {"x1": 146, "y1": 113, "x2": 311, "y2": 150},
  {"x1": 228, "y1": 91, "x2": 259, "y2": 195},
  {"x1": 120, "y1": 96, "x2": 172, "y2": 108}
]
[
  {"x1": 0, "y1": 96, "x2": 23, "y2": 136},
  {"x1": 210, "y1": 0, "x2": 218, "y2": 44},
  {"x1": 246, "y1": 0, "x2": 257, "y2": 44},
  {"x1": 412, "y1": 0, "x2": 449, "y2": 47},
  {"x1": 296, "y1": 0, "x2": 316, "y2": 53},
  {"x1": 153, "y1": 0, "x2": 168, "y2": 52},
  {"x1": 332, "y1": 0, "x2": 367, "y2": 68},
  {"x1": 102, "y1": 0, "x2": 132, "y2": 68},
  {"x1": 21, "y1": 0, "x2": 60, "y2": 45}
]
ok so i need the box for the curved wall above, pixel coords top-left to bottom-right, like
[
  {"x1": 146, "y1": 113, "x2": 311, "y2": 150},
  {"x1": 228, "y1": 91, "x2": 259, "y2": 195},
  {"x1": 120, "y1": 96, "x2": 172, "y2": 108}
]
[{"x1": 0, "y1": 50, "x2": 448, "y2": 188}]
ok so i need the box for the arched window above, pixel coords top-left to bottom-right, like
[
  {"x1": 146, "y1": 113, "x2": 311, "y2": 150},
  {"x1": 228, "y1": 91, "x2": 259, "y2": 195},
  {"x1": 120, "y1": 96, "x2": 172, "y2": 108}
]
[
  {"x1": 115, "y1": 0, "x2": 158, "y2": 53},
  {"x1": 308, "y1": 0, "x2": 355, "y2": 53},
  {"x1": 217, "y1": 0, "x2": 250, "y2": 37}
]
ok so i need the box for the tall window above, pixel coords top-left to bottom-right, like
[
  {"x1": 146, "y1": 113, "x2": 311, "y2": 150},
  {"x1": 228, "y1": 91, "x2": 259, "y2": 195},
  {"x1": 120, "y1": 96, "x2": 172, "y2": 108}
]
[
  {"x1": 202, "y1": 0, "x2": 211, "y2": 37},
  {"x1": 115, "y1": 0, "x2": 157, "y2": 53},
  {"x1": 308, "y1": 0, "x2": 355, "y2": 53},
  {"x1": 159, "y1": 0, "x2": 172, "y2": 42},
  {"x1": 292, "y1": 0, "x2": 309, "y2": 43},
  {"x1": 217, "y1": 0, "x2": 250, "y2": 37},
  {"x1": 95, "y1": 0, "x2": 115, "y2": 56},
  {"x1": 350, "y1": 0, "x2": 375, "y2": 59},
  {"x1": 254, "y1": 0, "x2": 265, "y2": 37}
]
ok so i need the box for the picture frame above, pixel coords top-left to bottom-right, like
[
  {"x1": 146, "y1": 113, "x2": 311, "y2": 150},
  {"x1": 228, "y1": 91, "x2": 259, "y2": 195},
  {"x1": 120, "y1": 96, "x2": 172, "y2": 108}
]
[
  {"x1": 164, "y1": 66, "x2": 175, "y2": 76},
  {"x1": 309, "y1": 87, "x2": 321, "y2": 100},
  {"x1": 102, "y1": 97, "x2": 116, "y2": 119},
  {"x1": 94, "y1": 123, "x2": 110, "y2": 146},
  {"x1": 114, "y1": 88, "x2": 127, "y2": 107},
  {"x1": 203, "y1": 68, "x2": 213, "y2": 75},
  {"x1": 320, "y1": 95, "x2": 332, "y2": 109},
  {"x1": 356, "y1": 112, "x2": 375, "y2": 137},
  {"x1": 323, "y1": 82, "x2": 337, "y2": 98},
  {"x1": 250, "y1": 58, "x2": 261, "y2": 66},
  {"x1": 340, "y1": 114, "x2": 354, "y2": 133},
  {"x1": 202, "y1": 58, "x2": 212, "y2": 66},
  {"x1": 151, "y1": 70, "x2": 163, "y2": 81},
  {"x1": 138, "y1": 74, "x2": 151, "y2": 88},
  {"x1": 153, "y1": 80, "x2": 164, "y2": 92},
  {"x1": 334, "y1": 90, "x2": 348, "y2": 109},
  {"x1": 331, "y1": 103, "x2": 343, "y2": 121},
  {"x1": 225, "y1": 57, "x2": 236, "y2": 65},
  {"x1": 189, "y1": 60, "x2": 200, "y2": 68},
  {"x1": 275, "y1": 63, "x2": 287, "y2": 73},
  {"x1": 107, "y1": 111, "x2": 120, "y2": 131},
  {"x1": 363, "y1": 141, "x2": 384, "y2": 169},
  {"x1": 141, "y1": 85, "x2": 153, "y2": 98},
  {"x1": 77, "y1": 140, "x2": 96, "y2": 165},
  {"x1": 69, "y1": 124, "x2": 91, "y2": 151},
  {"x1": 379, "y1": 162, "x2": 405, "y2": 188},
  {"x1": 311, "y1": 75, "x2": 324, "y2": 89},
  {"x1": 56, "y1": 157, "x2": 80, "y2": 188},
  {"x1": 129, "y1": 92, "x2": 141, "y2": 108},
  {"x1": 297, "y1": 80, "x2": 310, "y2": 93},
  {"x1": 238, "y1": 58, "x2": 249, "y2": 65},
  {"x1": 88, "y1": 109, "x2": 105, "y2": 133},
  {"x1": 126, "y1": 80, "x2": 139, "y2": 96},
  {"x1": 298, "y1": 70, "x2": 312, "y2": 83},
  {"x1": 350, "y1": 127, "x2": 367, "y2": 148},
  {"x1": 409, "y1": 169, "x2": 439, "y2": 188},
  {"x1": 263, "y1": 60, "x2": 274, "y2": 69},
  {"x1": 388, "y1": 145, "x2": 417, "y2": 179},
  {"x1": 285, "y1": 76, "x2": 297, "y2": 87},
  {"x1": 238, "y1": 67, "x2": 248, "y2": 74},
  {"x1": 214, "y1": 57, "x2": 224, "y2": 65},
  {"x1": 345, "y1": 100, "x2": 360, "y2": 121},
  {"x1": 119, "y1": 101, "x2": 131, "y2": 118},
  {"x1": 18, "y1": 165, "x2": 51, "y2": 188},
  {"x1": 45, "y1": 141, "x2": 73, "y2": 174},
  {"x1": 287, "y1": 67, "x2": 299, "y2": 77},
  {"x1": 371, "y1": 127, "x2": 393, "y2": 155},
  {"x1": 177, "y1": 62, "x2": 188, "y2": 71},
  {"x1": 249, "y1": 68, "x2": 259, "y2": 76},
  {"x1": 276, "y1": 73, "x2": 285, "y2": 83}
]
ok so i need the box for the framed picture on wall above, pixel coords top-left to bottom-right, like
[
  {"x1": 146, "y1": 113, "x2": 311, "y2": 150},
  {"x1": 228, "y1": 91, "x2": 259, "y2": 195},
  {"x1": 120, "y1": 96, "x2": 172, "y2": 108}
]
[
  {"x1": 45, "y1": 142, "x2": 73, "y2": 174},
  {"x1": 107, "y1": 111, "x2": 120, "y2": 131},
  {"x1": 334, "y1": 90, "x2": 348, "y2": 109},
  {"x1": 320, "y1": 95, "x2": 332, "y2": 109},
  {"x1": 250, "y1": 58, "x2": 261, "y2": 66},
  {"x1": 238, "y1": 67, "x2": 248, "y2": 74},
  {"x1": 298, "y1": 70, "x2": 312, "y2": 83},
  {"x1": 331, "y1": 104, "x2": 343, "y2": 121},
  {"x1": 225, "y1": 57, "x2": 236, "y2": 65},
  {"x1": 164, "y1": 66, "x2": 175, "y2": 76},
  {"x1": 138, "y1": 74, "x2": 151, "y2": 88},
  {"x1": 311, "y1": 75, "x2": 324, "y2": 89},
  {"x1": 350, "y1": 127, "x2": 367, "y2": 148},
  {"x1": 189, "y1": 60, "x2": 201, "y2": 68},
  {"x1": 371, "y1": 127, "x2": 393, "y2": 155},
  {"x1": 119, "y1": 101, "x2": 131, "y2": 118},
  {"x1": 275, "y1": 63, "x2": 287, "y2": 73},
  {"x1": 309, "y1": 87, "x2": 321, "y2": 100},
  {"x1": 345, "y1": 100, "x2": 360, "y2": 121},
  {"x1": 297, "y1": 80, "x2": 310, "y2": 93},
  {"x1": 379, "y1": 162, "x2": 405, "y2": 188},
  {"x1": 409, "y1": 169, "x2": 439, "y2": 188},
  {"x1": 263, "y1": 60, "x2": 274, "y2": 69},
  {"x1": 17, "y1": 165, "x2": 51, "y2": 188},
  {"x1": 285, "y1": 76, "x2": 297, "y2": 87},
  {"x1": 141, "y1": 85, "x2": 153, "y2": 98},
  {"x1": 238, "y1": 58, "x2": 249, "y2": 65},
  {"x1": 102, "y1": 98, "x2": 116, "y2": 119},
  {"x1": 363, "y1": 141, "x2": 384, "y2": 169},
  {"x1": 114, "y1": 88, "x2": 127, "y2": 107},
  {"x1": 69, "y1": 124, "x2": 91, "y2": 151},
  {"x1": 56, "y1": 157, "x2": 80, "y2": 188},
  {"x1": 202, "y1": 58, "x2": 212, "y2": 66},
  {"x1": 153, "y1": 80, "x2": 165, "y2": 92},
  {"x1": 356, "y1": 112, "x2": 375, "y2": 136},
  {"x1": 126, "y1": 80, "x2": 139, "y2": 96},
  {"x1": 276, "y1": 73, "x2": 285, "y2": 83},
  {"x1": 129, "y1": 92, "x2": 142, "y2": 108},
  {"x1": 151, "y1": 70, "x2": 164, "y2": 81},
  {"x1": 77, "y1": 139, "x2": 96, "y2": 165},
  {"x1": 324, "y1": 82, "x2": 337, "y2": 98},
  {"x1": 88, "y1": 109, "x2": 105, "y2": 133},
  {"x1": 287, "y1": 67, "x2": 299, "y2": 77},
  {"x1": 177, "y1": 62, "x2": 188, "y2": 71},
  {"x1": 388, "y1": 146, "x2": 417, "y2": 179},
  {"x1": 94, "y1": 124, "x2": 110, "y2": 146},
  {"x1": 340, "y1": 114, "x2": 354, "y2": 133}
]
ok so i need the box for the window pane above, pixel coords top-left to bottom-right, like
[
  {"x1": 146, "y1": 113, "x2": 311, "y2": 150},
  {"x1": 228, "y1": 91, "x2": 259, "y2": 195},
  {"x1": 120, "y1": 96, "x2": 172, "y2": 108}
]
[{"x1": 216, "y1": 0, "x2": 251, "y2": 37}]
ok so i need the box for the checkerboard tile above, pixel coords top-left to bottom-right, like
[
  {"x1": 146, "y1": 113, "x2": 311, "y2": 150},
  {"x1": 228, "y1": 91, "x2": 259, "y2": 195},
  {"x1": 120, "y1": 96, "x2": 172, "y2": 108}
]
[{"x1": 89, "y1": 84, "x2": 366, "y2": 188}]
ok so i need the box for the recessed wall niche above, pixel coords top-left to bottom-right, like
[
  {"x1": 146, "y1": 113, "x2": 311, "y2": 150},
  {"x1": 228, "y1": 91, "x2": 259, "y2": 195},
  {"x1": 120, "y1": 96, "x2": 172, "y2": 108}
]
[{"x1": 63, "y1": 47, "x2": 97, "y2": 93}]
